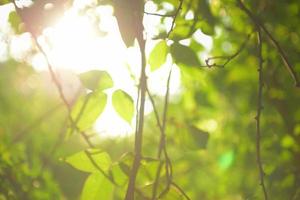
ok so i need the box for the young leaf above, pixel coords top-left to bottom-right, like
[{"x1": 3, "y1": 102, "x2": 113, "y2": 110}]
[
  {"x1": 170, "y1": 42, "x2": 200, "y2": 68},
  {"x1": 112, "y1": 89, "x2": 134, "y2": 123},
  {"x1": 79, "y1": 70, "x2": 113, "y2": 91},
  {"x1": 65, "y1": 149, "x2": 111, "y2": 173},
  {"x1": 81, "y1": 173, "x2": 113, "y2": 200},
  {"x1": 149, "y1": 40, "x2": 168, "y2": 71},
  {"x1": 9, "y1": 11, "x2": 22, "y2": 34},
  {"x1": 71, "y1": 91, "x2": 107, "y2": 131}
]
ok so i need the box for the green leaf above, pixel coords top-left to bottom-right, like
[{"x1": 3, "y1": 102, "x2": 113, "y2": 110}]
[
  {"x1": 170, "y1": 42, "x2": 200, "y2": 68},
  {"x1": 137, "y1": 158, "x2": 160, "y2": 186},
  {"x1": 0, "y1": 0, "x2": 9, "y2": 5},
  {"x1": 189, "y1": 39, "x2": 205, "y2": 53},
  {"x1": 9, "y1": 11, "x2": 23, "y2": 34},
  {"x1": 112, "y1": 89, "x2": 134, "y2": 123},
  {"x1": 169, "y1": 19, "x2": 200, "y2": 41},
  {"x1": 110, "y1": 164, "x2": 128, "y2": 186},
  {"x1": 152, "y1": 30, "x2": 168, "y2": 40},
  {"x1": 198, "y1": 0, "x2": 215, "y2": 36},
  {"x1": 118, "y1": 152, "x2": 134, "y2": 176},
  {"x1": 149, "y1": 40, "x2": 168, "y2": 71},
  {"x1": 65, "y1": 149, "x2": 111, "y2": 173},
  {"x1": 71, "y1": 91, "x2": 107, "y2": 130},
  {"x1": 81, "y1": 173, "x2": 113, "y2": 200},
  {"x1": 187, "y1": 125, "x2": 209, "y2": 150},
  {"x1": 79, "y1": 70, "x2": 113, "y2": 91},
  {"x1": 200, "y1": 21, "x2": 214, "y2": 36}
]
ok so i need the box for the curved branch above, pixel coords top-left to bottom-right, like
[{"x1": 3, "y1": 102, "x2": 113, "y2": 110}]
[
  {"x1": 205, "y1": 32, "x2": 253, "y2": 68},
  {"x1": 236, "y1": 0, "x2": 300, "y2": 87}
]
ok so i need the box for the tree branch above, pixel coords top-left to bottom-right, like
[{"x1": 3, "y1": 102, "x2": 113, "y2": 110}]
[
  {"x1": 167, "y1": 0, "x2": 184, "y2": 38},
  {"x1": 171, "y1": 182, "x2": 191, "y2": 200},
  {"x1": 255, "y1": 27, "x2": 268, "y2": 200},
  {"x1": 147, "y1": 68, "x2": 173, "y2": 199},
  {"x1": 236, "y1": 0, "x2": 300, "y2": 87},
  {"x1": 204, "y1": 32, "x2": 252, "y2": 68},
  {"x1": 144, "y1": 11, "x2": 175, "y2": 17},
  {"x1": 124, "y1": 2, "x2": 147, "y2": 198}
]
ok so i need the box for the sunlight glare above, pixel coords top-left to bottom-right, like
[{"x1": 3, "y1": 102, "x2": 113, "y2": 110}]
[{"x1": 30, "y1": 4, "x2": 183, "y2": 138}]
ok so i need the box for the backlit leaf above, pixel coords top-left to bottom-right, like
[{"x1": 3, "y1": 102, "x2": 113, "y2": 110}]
[
  {"x1": 112, "y1": 89, "x2": 134, "y2": 123},
  {"x1": 110, "y1": 164, "x2": 128, "y2": 186},
  {"x1": 118, "y1": 152, "x2": 134, "y2": 176},
  {"x1": 79, "y1": 70, "x2": 113, "y2": 91},
  {"x1": 66, "y1": 149, "x2": 111, "y2": 173},
  {"x1": 9, "y1": 11, "x2": 22, "y2": 34},
  {"x1": 81, "y1": 173, "x2": 113, "y2": 200},
  {"x1": 71, "y1": 91, "x2": 107, "y2": 130},
  {"x1": 149, "y1": 40, "x2": 168, "y2": 71}
]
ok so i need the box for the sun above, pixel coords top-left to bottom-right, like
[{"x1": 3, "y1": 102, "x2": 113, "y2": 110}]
[
  {"x1": 36, "y1": 4, "x2": 138, "y2": 137},
  {"x1": 29, "y1": 2, "x2": 183, "y2": 138}
]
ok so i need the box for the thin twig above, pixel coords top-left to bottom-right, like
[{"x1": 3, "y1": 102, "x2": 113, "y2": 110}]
[
  {"x1": 236, "y1": 0, "x2": 300, "y2": 87},
  {"x1": 160, "y1": 68, "x2": 173, "y2": 183},
  {"x1": 205, "y1": 32, "x2": 252, "y2": 68},
  {"x1": 84, "y1": 150, "x2": 116, "y2": 184},
  {"x1": 148, "y1": 68, "x2": 174, "y2": 199},
  {"x1": 69, "y1": 93, "x2": 92, "y2": 135},
  {"x1": 167, "y1": 0, "x2": 184, "y2": 37},
  {"x1": 146, "y1": 89, "x2": 163, "y2": 132},
  {"x1": 255, "y1": 27, "x2": 268, "y2": 200},
  {"x1": 144, "y1": 11, "x2": 174, "y2": 17},
  {"x1": 171, "y1": 182, "x2": 191, "y2": 200}
]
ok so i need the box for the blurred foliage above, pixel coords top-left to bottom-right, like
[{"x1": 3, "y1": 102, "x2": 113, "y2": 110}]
[{"x1": 1, "y1": 0, "x2": 300, "y2": 199}]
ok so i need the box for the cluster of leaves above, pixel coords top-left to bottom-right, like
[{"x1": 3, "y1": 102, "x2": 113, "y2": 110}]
[{"x1": 1, "y1": 0, "x2": 300, "y2": 199}]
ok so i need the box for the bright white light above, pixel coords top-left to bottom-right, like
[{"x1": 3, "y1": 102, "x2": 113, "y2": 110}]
[{"x1": 29, "y1": 4, "x2": 182, "y2": 138}]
